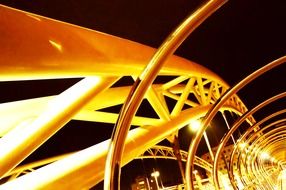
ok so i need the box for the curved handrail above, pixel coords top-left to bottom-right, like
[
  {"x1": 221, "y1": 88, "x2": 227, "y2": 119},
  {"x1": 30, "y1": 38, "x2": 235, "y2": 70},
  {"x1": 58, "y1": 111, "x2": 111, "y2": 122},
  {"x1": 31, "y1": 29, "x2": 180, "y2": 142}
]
[
  {"x1": 104, "y1": 0, "x2": 228, "y2": 189},
  {"x1": 185, "y1": 55, "x2": 286, "y2": 190},
  {"x1": 214, "y1": 92, "x2": 286, "y2": 189}
]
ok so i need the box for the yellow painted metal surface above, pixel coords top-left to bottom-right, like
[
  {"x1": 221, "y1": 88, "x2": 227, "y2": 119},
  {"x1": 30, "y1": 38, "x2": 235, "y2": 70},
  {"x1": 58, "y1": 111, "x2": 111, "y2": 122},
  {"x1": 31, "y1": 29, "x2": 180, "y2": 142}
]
[
  {"x1": 0, "y1": 106, "x2": 211, "y2": 189},
  {"x1": 0, "y1": 3, "x2": 266, "y2": 190},
  {"x1": 0, "y1": 5, "x2": 224, "y2": 82}
]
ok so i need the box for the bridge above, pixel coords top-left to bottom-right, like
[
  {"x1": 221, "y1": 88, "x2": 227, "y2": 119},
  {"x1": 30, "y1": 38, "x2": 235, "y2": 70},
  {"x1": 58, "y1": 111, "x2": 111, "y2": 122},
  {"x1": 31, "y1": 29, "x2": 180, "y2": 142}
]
[{"x1": 0, "y1": 1, "x2": 285, "y2": 190}]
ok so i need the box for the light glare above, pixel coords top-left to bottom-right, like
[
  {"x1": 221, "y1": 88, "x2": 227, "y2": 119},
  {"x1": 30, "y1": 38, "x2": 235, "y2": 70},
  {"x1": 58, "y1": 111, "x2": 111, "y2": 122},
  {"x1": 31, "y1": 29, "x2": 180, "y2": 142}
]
[
  {"x1": 238, "y1": 142, "x2": 247, "y2": 150},
  {"x1": 49, "y1": 40, "x2": 62, "y2": 52},
  {"x1": 260, "y1": 152, "x2": 270, "y2": 160},
  {"x1": 189, "y1": 119, "x2": 201, "y2": 132}
]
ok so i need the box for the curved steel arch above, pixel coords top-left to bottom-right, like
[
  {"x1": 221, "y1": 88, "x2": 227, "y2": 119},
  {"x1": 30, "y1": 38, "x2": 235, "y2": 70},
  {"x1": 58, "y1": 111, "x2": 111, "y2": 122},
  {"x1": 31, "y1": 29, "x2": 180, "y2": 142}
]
[{"x1": 0, "y1": 4, "x2": 253, "y2": 190}]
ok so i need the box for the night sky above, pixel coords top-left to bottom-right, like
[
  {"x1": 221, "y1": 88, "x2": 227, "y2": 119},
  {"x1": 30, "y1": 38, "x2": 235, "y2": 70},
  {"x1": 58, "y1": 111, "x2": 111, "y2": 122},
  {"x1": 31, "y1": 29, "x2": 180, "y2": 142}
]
[{"x1": 0, "y1": 0, "x2": 286, "y2": 189}]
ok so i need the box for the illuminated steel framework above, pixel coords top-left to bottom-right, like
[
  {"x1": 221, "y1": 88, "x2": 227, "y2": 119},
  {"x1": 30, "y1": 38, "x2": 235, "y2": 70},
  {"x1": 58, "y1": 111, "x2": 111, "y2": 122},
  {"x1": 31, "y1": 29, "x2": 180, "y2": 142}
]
[
  {"x1": 3, "y1": 145, "x2": 211, "y2": 182},
  {"x1": 0, "y1": 1, "x2": 285, "y2": 190}
]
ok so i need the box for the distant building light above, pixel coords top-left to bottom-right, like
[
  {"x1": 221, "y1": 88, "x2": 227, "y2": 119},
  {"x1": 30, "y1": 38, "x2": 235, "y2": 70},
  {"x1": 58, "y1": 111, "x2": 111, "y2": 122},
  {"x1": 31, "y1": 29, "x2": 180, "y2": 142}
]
[
  {"x1": 260, "y1": 152, "x2": 270, "y2": 160},
  {"x1": 138, "y1": 181, "x2": 145, "y2": 185}
]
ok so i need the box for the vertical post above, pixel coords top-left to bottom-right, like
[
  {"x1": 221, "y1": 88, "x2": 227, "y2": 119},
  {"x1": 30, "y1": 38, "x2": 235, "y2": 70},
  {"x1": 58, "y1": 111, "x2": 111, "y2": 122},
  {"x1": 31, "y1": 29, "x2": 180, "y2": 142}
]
[
  {"x1": 151, "y1": 170, "x2": 160, "y2": 190},
  {"x1": 222, "y1": 111, "x2": 236, "y2": 143},
  {"x1": 203, "y1": 131, "x2": 215, "y2": 161},
  {"x1": 172, "y1": 135, "x2": 186, "y2": 184},
  {"x1": 189, "y1": 119, "x2": 214, "y2": 161}
]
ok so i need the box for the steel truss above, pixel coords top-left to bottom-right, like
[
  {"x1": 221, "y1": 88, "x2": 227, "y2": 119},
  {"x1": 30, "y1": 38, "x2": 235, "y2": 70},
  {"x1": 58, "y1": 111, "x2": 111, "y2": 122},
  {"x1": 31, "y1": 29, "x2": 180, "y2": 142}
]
[{"x1": 0, "y1": 4, "x2": 254, "y2": 190}]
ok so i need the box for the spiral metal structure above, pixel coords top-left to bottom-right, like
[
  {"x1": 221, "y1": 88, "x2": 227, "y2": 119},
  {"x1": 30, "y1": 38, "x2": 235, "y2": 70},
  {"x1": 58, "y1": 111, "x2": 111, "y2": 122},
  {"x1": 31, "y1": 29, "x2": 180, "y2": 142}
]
[{"x1": 0, "y1": 1, "x2": 285, "y2": 190}]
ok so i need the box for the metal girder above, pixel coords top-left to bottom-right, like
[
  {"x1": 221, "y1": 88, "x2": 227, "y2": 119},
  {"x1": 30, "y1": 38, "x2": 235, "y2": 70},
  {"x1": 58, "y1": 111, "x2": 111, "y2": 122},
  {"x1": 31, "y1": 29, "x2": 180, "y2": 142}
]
[
  {"x1": 139, "y1": 145, "x2": 213, "y2": 173},
  {"x1": 0, "y1": 106, "x2": 212, "y2": 189},
  {"x1": 3, "y1": 145, "x2": 212, "y2": 182}
]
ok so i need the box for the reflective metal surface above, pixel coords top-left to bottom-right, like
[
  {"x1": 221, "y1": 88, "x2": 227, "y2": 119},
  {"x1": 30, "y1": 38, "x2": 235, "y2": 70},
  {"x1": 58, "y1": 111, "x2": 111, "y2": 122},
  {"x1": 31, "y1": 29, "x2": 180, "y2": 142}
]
[
  {"x1": 104, "y1": 0, "x2": 228, "y2": 189},
  {"x1": 0, "y1": 2, "x2": 285, "y2": 190}
]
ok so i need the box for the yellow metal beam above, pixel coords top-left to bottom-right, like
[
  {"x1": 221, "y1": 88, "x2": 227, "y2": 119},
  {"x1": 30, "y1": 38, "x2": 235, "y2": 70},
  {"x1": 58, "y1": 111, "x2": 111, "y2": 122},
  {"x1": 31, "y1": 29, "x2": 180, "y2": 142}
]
[
  {"x1": 0, "y1": 4, "x2": 258, "y2": 189},
  {"x1": 0, "y1": 5, "x2": 226, "y2": 83},
  {"x1": 0, "y1": 105, "x2": 211, "y2": 189},
  {"x1": 0, "y1": 77, "x2": 117, "y2": 178}
]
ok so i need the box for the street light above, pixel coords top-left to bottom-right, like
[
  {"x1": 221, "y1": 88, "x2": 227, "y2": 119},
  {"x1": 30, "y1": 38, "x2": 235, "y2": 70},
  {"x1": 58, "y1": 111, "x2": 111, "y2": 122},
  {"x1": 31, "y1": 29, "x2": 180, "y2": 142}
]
[
  {"x1": 188, "y1": 119, "x2": 215, "y2": 161},
  {"x1": 193, "y1": 170, "x2": 203, "y2": 189},
  {"x1": 151, "y1": 170, "x2": 160, "y2": 190}
]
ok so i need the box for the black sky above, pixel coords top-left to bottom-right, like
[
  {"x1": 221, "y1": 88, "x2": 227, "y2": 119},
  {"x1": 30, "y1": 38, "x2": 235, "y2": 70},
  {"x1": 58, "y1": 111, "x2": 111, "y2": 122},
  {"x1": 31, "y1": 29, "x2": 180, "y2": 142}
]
[{"x1": 0, "y1": 0, "x2": 286, "y2": 189}]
